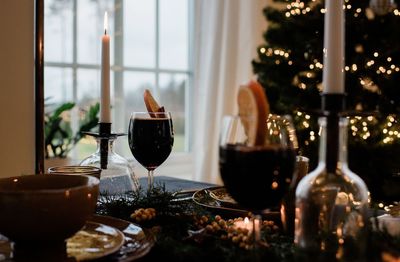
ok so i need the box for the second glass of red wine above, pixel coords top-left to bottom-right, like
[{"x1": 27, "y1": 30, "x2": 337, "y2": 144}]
[
  {"x1": 128, "y1": 112, "x2": 174, "y2": 191},
  {"x1": 219, "y1": 114, "x2": 297, "y2": 247}
]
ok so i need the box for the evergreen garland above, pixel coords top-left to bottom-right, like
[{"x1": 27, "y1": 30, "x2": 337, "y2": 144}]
[{"x1": 96, "y1": 185, "x2": 400, "y2": 262}]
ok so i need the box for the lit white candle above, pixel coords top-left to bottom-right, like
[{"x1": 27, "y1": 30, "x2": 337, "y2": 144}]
[
  {"x1": 322, "y1": 0, "x2": 345, "y2": 94},
  {"x1": 100, "y1": 12, "x2": 111, "y2": 123}
]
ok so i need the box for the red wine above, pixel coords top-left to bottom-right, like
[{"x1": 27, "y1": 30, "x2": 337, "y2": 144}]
[
  {"x1": 219, "y1": 144, "x2": 296, "y2": 210},
  {"x1": 129, "y1": 118, "x2": 174, "y2": 170}
]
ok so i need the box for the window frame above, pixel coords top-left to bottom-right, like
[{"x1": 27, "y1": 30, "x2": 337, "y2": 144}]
[{"x1": 43, "y1": 0, "x2": 195, "y2": 178}]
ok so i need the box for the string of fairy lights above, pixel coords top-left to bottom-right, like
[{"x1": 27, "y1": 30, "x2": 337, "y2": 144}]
[
  {"x1": 259, "y1": 0, "x2": 400, "y2": 145},
  {"x1": 294, "y1": 111, "x2": 400, "y2": 145},
  {"x1": 285, "y1": 0, "x2": 400, "y2": 18}
]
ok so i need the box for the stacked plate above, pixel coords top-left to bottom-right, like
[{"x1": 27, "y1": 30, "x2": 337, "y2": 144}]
[
  {"x1": 192, "y1": 186, "x2": 281, "y2": 221},
  {"x1": 0, "y1": 215, "x2": 154, "y2": 262}
]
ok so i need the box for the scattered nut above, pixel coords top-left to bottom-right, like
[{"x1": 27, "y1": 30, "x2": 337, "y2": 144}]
[
  {"x1": 194, "y1": 214, "x2": 279, "y2": 250},
  {"x1": 130, "y1": 207, "x2": 157, "y2": 223}
]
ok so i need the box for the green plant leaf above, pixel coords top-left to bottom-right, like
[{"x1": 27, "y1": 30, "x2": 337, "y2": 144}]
[
  {"x1": 45, "y1": 102, "x2": 75, "y2": 158},
  {"x1": 74, "y1": 103, "x2": 100, "y2": 144},
  {"x1": 50, "y1": 102, "x2": 75, "y2": 121},
  {"x1": 45, "y1": 101, "x2": 99, "y2": 158}
]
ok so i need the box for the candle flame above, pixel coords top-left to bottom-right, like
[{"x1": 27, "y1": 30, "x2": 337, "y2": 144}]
[
  {"x1": 244, "y1": 217, "x2": 249, "y2": 224},
  {"x1": 104, "y1": 12, "x2": 108, "y2": 34}
]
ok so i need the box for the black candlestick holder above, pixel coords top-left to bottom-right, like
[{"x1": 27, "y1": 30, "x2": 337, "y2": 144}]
[
  {"x1": 294, "y1": 93, "x2": 370, "y2": 256},
  {"x1": 80, "y1": 122, "x2": 140, "y2": 194},
  {"x1": 321, "y1": 93, "x2": 346, "y2": 173},
  {"x1": 316, "y1": 94, "x2": 376, "y2": 170},
  {"x1": 82, "y1": 122, "x2": 125, "y2": 169}
]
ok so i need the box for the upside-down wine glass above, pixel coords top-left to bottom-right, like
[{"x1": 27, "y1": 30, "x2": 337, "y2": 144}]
[
  {"x1": 219, "y1": 114, "x2": 298, "y2": 247},
  {"x1": 128, "y1": 112, "x2": 174, "y2": 191}
]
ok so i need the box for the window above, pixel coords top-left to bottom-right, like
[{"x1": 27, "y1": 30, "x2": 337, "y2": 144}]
[{"x1": 44, "y1": 0, "x2": 193, "y2": 177}]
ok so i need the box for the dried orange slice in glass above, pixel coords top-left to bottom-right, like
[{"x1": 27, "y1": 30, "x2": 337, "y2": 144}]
[
  {"x1": 237, "y1": 80, "x2": 270, "y2": 146},
  {"x1": 143, "y1": 89, "x2": 165, "y2": 117}
]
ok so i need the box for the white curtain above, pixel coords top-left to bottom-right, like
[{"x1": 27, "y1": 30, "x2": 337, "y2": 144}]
[{"x1": 192, "y1": 0, "x2": 268, "y2": 183}]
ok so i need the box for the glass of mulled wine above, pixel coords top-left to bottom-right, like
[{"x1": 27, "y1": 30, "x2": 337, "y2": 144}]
[
  {"x1": 219, "y1": 114, "x2": 297, "y2": 246},
  {"x1": 128, "y1": 112, "x2": 174, "y2": 191}
]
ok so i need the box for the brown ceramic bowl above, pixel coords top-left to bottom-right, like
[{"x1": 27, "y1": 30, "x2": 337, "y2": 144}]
[{"x1": 0, "y1": 174, "x2": 99, "y2": 243}]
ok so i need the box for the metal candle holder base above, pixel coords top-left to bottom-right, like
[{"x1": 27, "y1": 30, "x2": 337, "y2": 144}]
[{"x1": 83, "y1": 122, "x2": 125, "y2": 169}]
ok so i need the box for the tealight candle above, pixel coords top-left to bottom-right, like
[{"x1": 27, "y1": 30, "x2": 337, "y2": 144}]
[{"x1": 234, "y1": 217, "x2": 253, "y2": 233}]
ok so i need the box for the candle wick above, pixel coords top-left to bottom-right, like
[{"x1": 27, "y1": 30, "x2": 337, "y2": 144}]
[{"x1": 104, "y1": 29, "x2": 107, "y2": 35}]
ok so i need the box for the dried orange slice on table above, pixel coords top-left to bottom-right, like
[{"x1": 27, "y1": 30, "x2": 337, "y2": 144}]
[{"x1": 237, "y1": 80, "x2": 270, "y2": 146}]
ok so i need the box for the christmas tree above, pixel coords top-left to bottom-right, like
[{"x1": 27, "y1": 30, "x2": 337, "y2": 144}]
[{"x1": 253, "y1": 0, "x2": 400, "y2": 201}]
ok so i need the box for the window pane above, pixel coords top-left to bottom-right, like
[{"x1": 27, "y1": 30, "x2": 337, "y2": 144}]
[
  {"x1": 77, "y1": 0, "x2": 114, "y2": 64},
  {"x1": 114, "y1": 72, "x2": 156, "y2": 158},
  {"x1": 76, "y1": 68, "x2": 115, "y2": 120},
  {"x1": 124, "y1": 72, "x2": 155, "y2": 125},
  {"x1": 44, "y1": 67, "x2": 73, "y2": 105},
  {"x1": 159, "y1": 73, "x2": 187, "y2": 152},
  {"x1": 124, "y1": 0, "x2": 156, "y2": 68},
  {"x1": 74, "y1": 69, "x2": 103, "y2": 161},
  {"x1": 159, "y1": 0, "x2": 188, "y2": 70},
  {"x1": 44, "y1": 0, "x2": 73, "y2": 63},
  {"x1": 77, "y1": 69, "x2": 101, "y2": 107},
  {"x1": 44, "y1": 0, "x2": 192, "y2": 162}
]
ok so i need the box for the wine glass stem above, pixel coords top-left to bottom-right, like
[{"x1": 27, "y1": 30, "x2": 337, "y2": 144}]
[
  {"x1": 130, "y1": 172, "x2": 140, "y2": 192},
  {"x1": 148, "y1": 169, "x2": 154, "y2": 191},
  {"x1": 249, "y1": 214, "x2": 262, "y2": 262},
  {"x1": 253, "y1": 214, "x2": 261, "y2": 247}
]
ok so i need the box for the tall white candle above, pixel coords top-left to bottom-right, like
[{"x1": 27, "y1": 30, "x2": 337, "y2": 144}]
[
  {"x1": 100, "y1": 12, "x2": 111, "y2": 123},
  {"x1": 322, "y1": 0, "x2": 345, "y2": 94}
]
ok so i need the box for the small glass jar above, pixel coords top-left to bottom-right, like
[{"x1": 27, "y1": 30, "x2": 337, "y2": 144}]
[
  {"x1": 47, "y1": 165, "x2": 102, "y2": 179},
  {"x1": 80, "y1": 137, "x2": 139, "y2": 195}
]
